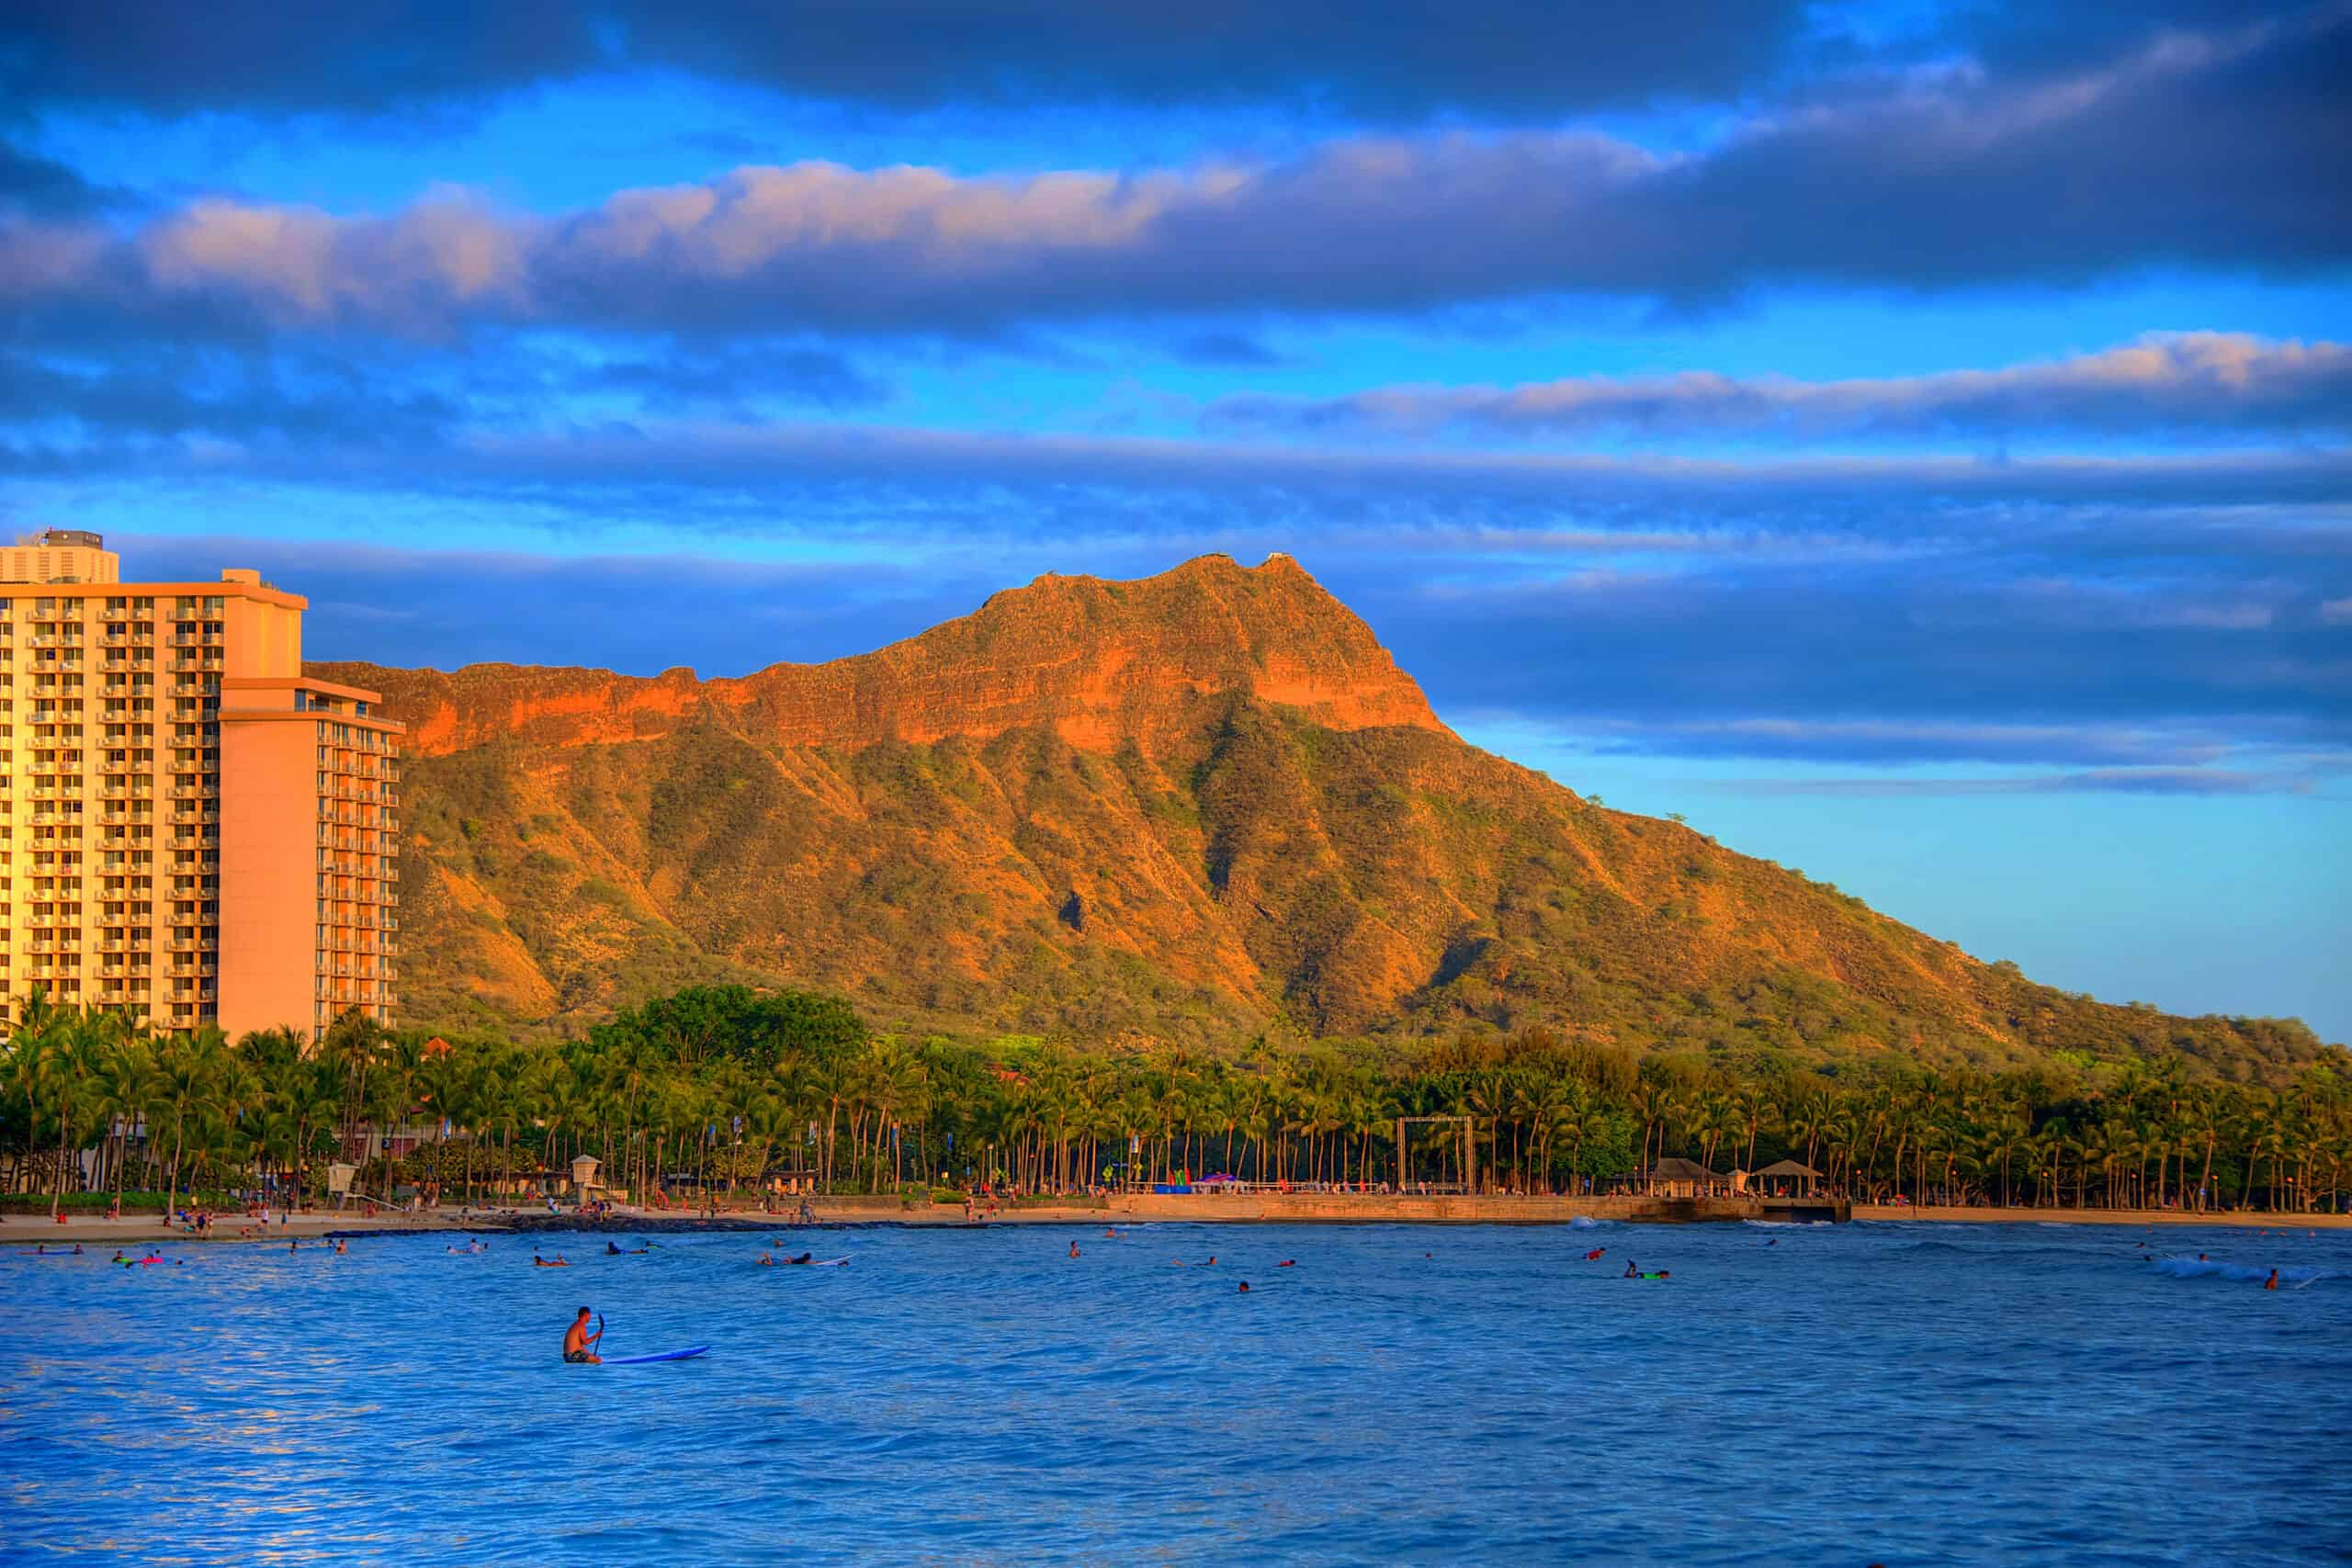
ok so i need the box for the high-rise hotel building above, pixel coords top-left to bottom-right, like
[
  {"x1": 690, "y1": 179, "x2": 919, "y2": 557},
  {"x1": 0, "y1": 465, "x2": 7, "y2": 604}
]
[{"x1": 1, "y1": 530, "x2": 400, "y2": 1041}]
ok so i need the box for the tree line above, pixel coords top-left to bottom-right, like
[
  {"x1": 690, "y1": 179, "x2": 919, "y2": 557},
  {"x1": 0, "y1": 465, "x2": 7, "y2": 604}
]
[{"x1": 3, "y1": 984, "x2": 2346, "y2": 1214}]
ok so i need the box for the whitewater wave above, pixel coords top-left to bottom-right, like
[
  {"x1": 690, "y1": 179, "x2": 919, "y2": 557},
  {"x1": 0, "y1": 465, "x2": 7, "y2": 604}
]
[
  {"x1": 1569, "y1": 1216, "x2": 1609, "y2": 1230},
  {"x1": 2151, "y1": 1258, "x2": 2340, "y2": 1287},
  {"x1": 1743, "y1": 1219, "x2": 1833, "y2": 1228}
]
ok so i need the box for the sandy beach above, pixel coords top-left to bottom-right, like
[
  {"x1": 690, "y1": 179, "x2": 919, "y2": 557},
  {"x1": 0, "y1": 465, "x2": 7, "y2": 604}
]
[{"x1": 8, "y1": 1192, "x2": 2347, "y2": 1244}]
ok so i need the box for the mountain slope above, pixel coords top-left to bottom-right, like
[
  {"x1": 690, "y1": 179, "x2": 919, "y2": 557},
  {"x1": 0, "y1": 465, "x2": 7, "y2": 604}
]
[{"x1": 311, "y1": 554, "x2": 2330, "y2": 1082}]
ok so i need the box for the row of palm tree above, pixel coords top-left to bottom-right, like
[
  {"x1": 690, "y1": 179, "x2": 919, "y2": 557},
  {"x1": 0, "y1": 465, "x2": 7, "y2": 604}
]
[{"x1": 4, "y1": 986, "x2": 2346, "y2": 1213}]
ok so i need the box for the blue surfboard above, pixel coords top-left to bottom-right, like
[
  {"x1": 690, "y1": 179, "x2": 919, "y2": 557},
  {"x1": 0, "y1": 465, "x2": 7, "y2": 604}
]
[{"x1": 603, "y1": 1346, "x2": 711, "y2": 1364}]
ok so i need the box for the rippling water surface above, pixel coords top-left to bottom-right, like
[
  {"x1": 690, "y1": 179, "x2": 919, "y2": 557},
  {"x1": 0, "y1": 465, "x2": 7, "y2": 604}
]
[{"x1": 4, "y1": 1219, "x2": 2347, "y2": 1564}]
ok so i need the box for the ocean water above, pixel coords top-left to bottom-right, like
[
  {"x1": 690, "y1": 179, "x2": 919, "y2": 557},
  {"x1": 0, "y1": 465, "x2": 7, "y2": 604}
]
[{"x1": 3, "y1": 1219, "x2": 2347, "y2": 1565}]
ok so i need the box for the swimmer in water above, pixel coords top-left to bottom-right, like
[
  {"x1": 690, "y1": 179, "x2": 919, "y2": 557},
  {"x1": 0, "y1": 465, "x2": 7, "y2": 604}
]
[
  {"x1": 608, "y1": 1241, "x2": 625, "y2": 1255},
  {"x1": 1624, "y1": 1260, "x2": 1637, "y2": 1278},
  {"x1": 2265, "y1": 1269, "x2": 2279, "y2": 1291},
  {"x1": 1586, "y1": 1248, "x2": 1605, "y2": 1261},
  {"x1": 334, "y1": 1239, "x2": 346, "y2": 1255},
  {"x1": 1278, "y1": 1259, "x2": 1295, "y2": 1268},
  {"x1": 1069, "y1": 1241, "x2": 1081, "y2": 1258},
  {"x1": 534, "y1": 1251, "x2": 568, "y2": 1268},
  {"x1": 1238, "y1": 1281, "x2": 1250, "y2": 1293},
  {"x1": 757, "y1": 1253, "x2": 775, "y2": 1267},
  {"x1": 789, "y1": 1253, "x2": 813, "y2": 1265}
]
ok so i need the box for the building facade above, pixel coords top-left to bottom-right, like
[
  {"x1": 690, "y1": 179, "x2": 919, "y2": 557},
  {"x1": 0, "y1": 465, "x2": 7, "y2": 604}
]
[{"x1": 0, "y1": 531, "x2": 399, "y2": 1042}]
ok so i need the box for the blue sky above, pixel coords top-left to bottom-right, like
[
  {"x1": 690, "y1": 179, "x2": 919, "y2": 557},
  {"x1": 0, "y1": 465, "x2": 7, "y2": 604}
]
[{"x1": 2, "y1": 0, "x2": 2346, "y2": 1041}]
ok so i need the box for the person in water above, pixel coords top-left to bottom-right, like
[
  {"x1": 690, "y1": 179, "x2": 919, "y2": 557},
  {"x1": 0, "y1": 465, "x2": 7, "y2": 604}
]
[
  {"x1": 563, "y1": 1308, "x2": 603, "y2": 1365},
  {"x1": 1585, "y1": 1248, "x2": 1605, "y2": 1261},
  {"x1": 790, "y1": 1252, "x2": 814, "y2": 1265},
  {"x1": 2265, "y1": 1269, "x2": 2279, "y2": 1291},
  {"x1": 1069, "y1": 1241, "x2": 1081, "y2": 1258},
  {"x1": 1238, "y1": 1281, "x2": 1250, "y2": 1293},
  {"x1": 1624, "y1": 1260, "x2": 1637, "y2": 1278},
  {"x1": 607, "y1": 1241, "x2": 624, "y2": 1255}
]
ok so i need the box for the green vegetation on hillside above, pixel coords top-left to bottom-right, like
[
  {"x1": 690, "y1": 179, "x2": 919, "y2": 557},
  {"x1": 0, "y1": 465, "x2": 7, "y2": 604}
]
[{"x1": 379, "y1": 696, "x2": 2328, "y2": 1088}]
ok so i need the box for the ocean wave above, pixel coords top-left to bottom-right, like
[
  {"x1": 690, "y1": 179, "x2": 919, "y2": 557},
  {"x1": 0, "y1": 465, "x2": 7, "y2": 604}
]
[
  {"x1": 2151, "y1": 1258, "x2": 2340, "y2": 1286},
  {"x1": 1569, "y1": 1216, "x2": 1609, "y2": 1230},
  {"x1": 1742, "y1": 1219, "x2": 1833, "y2": 1228}
]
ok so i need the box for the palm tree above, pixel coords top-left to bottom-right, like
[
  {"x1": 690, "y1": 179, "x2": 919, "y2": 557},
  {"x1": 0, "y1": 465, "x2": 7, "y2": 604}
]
[{"x1": 155, "y1": 1026, "x2": 226, "y2": 1218}]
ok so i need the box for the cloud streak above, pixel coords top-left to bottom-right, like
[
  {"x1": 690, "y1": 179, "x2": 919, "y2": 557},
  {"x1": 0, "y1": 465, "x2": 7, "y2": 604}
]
[
  {"x1": 1691, "y1": 768, "x2": 2318, "y2": 797},
  {"x1": 0, "y1": 0, "x2": 1813, "y2": 120},
  {"x1": 5, "y1": 11, "x2": 2342, "y2": 340},
  {"x1": 1208, "y1": 333, "x2": 2352, "y2": 443}
]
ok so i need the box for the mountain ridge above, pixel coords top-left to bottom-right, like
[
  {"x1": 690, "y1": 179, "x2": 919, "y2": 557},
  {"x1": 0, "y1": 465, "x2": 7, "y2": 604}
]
[
  {"x1": 337, "y1": 552, "x2": 1445, "y2": 761},
  {"x1": 310, "y1": 553, "x2": 2333, "y2": 1083}
]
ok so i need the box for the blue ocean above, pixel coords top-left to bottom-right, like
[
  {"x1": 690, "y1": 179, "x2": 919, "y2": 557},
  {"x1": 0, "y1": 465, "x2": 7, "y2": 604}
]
[{"x1": 4, "y1": 1220, "x2": 2346, "y2": 1564}]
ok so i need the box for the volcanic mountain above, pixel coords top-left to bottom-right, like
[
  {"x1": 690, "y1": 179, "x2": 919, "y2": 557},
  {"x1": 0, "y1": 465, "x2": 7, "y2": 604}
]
[{"x1": 312, "y1": 554, "x2": 2327, "y2": 1080}]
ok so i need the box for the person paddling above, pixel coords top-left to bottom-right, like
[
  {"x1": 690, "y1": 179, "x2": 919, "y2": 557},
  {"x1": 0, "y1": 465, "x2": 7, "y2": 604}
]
[{"x1": 563, "y1": 1307, "x2": 603, "y2": 1364}]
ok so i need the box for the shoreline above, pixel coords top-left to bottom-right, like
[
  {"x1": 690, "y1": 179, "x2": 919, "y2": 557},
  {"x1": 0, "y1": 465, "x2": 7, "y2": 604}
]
[{"x1": 7, "y1": 1194, "x2": 2347, "y2": 1244}]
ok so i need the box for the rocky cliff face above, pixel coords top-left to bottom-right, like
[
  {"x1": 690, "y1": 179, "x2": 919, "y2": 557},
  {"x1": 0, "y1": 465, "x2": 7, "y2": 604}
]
[
  {"x1": 336, "y1": 553, "x2": 1444, "y2": 761},
  {"x1": 311, "y1": 553, "x2": 2328, "y2": 1082}
]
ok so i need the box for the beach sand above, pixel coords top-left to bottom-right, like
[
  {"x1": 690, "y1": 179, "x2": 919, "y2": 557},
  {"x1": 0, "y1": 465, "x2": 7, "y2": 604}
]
[{"x1": 8, "y1": 1192, "x2": 2347, "y2": 1242}]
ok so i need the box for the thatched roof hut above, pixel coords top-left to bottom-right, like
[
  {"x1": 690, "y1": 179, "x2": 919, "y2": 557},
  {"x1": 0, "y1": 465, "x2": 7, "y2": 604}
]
[
  {"x1": 1752, "y1": 1158, "x2": 1824, "y2": 1196},
  {"x1": 1640, "y1": 1156, "x2": 1730, "y2": 1196}
]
